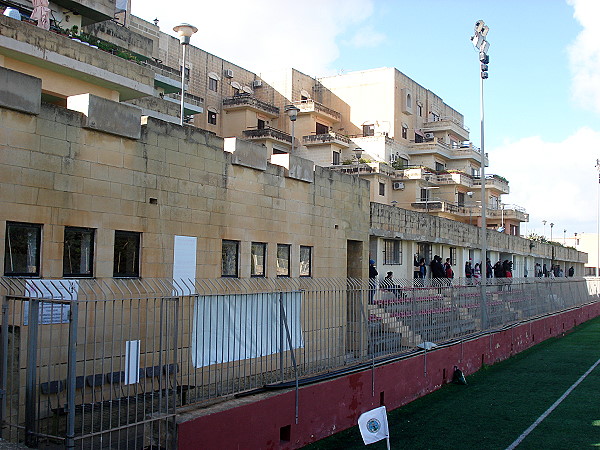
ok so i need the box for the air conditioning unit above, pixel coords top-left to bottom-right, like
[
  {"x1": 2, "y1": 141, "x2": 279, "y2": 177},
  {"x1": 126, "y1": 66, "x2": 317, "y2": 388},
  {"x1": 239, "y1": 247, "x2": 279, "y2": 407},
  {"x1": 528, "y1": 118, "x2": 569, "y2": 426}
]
[
  {"x1": 424, "y1": 132, "x2": 435, "y2": 140},
  {"x1": 393, "y1": 182, "x2": 405, "y2": 190},
  {"x1": 224, "y1": 69, "x2": 234, "y2": 78},
  {"x1": 252, "y1": 80, "x2": 263, "y2": 88}
]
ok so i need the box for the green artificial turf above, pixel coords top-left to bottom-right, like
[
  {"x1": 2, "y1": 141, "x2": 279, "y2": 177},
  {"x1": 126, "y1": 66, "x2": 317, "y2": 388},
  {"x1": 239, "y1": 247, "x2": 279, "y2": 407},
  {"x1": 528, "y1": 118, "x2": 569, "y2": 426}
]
[{"x1": 305, "y1": 317, "x2": 600, "y2": 449}]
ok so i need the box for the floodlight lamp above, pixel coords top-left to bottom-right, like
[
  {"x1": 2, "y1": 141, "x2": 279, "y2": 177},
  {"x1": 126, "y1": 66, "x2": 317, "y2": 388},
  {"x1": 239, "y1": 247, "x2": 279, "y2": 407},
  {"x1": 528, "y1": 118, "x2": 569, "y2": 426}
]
[
  {"x1": 481, "y1": 40, "x2": 490, "y2": 54},
  {"x1": 284, "y1": 104, "x2": 300, "y2": 121},
  {"x1": 471, "y1": 34, "x2": 483, "y2": 49},
  {"x1": 481, "y1": 72, "x2": 489, "y2": 79},
  {"x1": 479, "y1": 52, "x2": 489, "y2": 64},
  {"x1": 481, "y1": 63, "x2": 489, "y2": 72},
  {"x1": 173, "y1": 23, "x2": 198, "y2": 45},
  {"x1": 474, "y1": 20, "x2": 485, "y2": 34},
  {"x1": 480, "y1": 25, "x2": 489, "y2": 37}
]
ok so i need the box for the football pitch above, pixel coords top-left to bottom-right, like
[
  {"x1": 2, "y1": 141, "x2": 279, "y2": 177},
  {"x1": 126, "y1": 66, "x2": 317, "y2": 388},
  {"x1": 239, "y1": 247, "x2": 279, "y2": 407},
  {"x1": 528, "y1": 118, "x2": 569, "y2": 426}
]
[{"x1": 305, "y1": 316, "x2": 600, "y2": 449}]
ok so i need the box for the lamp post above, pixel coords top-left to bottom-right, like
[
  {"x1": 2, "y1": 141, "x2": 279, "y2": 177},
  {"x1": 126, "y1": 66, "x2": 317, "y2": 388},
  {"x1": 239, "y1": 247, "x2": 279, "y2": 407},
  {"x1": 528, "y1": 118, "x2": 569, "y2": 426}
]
[
  {"x1": 550, "y1": 222, "x2": 554, "y2": 242},
  {"x1": 285, "y1": 105, "x2": 300, "y2": 153},
  {"x1": 543, "y1": 220, "x2": 547, "y2": 239},
  {"x1": 173, "y1": 23, "x2": 198, "y2": 126},
  {"x1": 563, "y1": 229, "x2": 566, "y2": 245},
  {"x1": 353, "y1": 147, "x2": 363, "y2": 165},
  {"x1": 596, "y1": 159, "x2": 600, "y2": 276},
  {"x1": 471, "y1": 19, "x2": 490, "y2": 329}
]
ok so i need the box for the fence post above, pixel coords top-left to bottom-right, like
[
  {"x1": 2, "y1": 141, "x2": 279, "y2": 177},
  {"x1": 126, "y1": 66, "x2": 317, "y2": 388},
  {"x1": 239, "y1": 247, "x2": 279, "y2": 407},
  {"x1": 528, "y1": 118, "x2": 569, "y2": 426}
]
[
  {"x1": 24, "y1": 299, "x2": 40, "y2": 448},
  {"x1": 65, "y1": 300, "x2": 78, "y2": 449},
  {"x1": 279, "y1": 295, "x2": 284, "y2": 382},
  {"x1": 0, "y1": 299, "x2": 8, "y2": 440}
]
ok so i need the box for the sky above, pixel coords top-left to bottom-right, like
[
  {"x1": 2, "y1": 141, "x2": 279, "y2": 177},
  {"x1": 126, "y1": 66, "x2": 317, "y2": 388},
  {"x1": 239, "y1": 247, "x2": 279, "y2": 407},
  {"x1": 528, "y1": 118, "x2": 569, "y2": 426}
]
[{"x1": 131, "y1": 0, "x2": 600, "y2": 240}]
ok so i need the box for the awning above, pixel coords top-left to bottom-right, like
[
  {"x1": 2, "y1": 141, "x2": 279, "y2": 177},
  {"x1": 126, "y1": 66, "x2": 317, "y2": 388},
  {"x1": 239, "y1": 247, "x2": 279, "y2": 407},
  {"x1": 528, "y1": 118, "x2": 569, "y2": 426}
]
[
  {"x1": 208, "y1": 72, "x2": 221, "y2": 81},
  {"x1": 415, "y1": 129, "x2": 424, "y2": 137}
]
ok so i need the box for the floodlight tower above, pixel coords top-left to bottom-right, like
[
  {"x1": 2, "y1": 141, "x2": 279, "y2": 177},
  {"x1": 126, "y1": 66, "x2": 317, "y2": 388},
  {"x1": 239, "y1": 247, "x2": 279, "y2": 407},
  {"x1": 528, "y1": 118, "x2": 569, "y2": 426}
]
[{"x1": 471, "y1": 19, "x2": 490, "y2": 329}]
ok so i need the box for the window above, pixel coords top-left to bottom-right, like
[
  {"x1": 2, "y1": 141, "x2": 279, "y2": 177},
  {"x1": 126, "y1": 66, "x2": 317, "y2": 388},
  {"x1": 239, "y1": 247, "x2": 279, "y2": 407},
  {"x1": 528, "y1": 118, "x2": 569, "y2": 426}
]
[
  {"x1": 251, "y1": 242, "x2": 266, "y2": 277},
  {"x1": 435, "y1": 162, "x2": 445, "y2": 171},
  {"x1": 316, "y1": 122, "x2": 328, "y2": 135},
  {"x1": 420, "y1": 188, "x2": 430, "y2": 202},
  {"x1": 208, "y1": 111, "x2": 217, "y2": 125},
  {"x1": 431, "y1": 112, "x2": 440, "y2": 121},
  {"x1": 277, "y1": 244, "x2": 291, "y2": 277},
  {"x1": 457, "y1": 192, "x2": 466, "y2": 207},
  {"x1": 257, "y1": 119, "x2": 266, "y2": 130},
  {"x1": 332, "y1": 151, "x2": 340, "y2": 165},
  {"x1": 383, "y1": 239, "x2": 402, "y2": 265},
  {"x1": 4, "y1": 222, "x2": 42, "y2": 276},
  {"x1": 417, "y1": 243, "x2": 432, "y2": 264},
  {"x1": 449, "y1": 247, "x2": 457, "y2": 265},
  {"x1": 417, "y1": 104, "x2": 423, "y2": 117},
  {"x1": 63, "y1": 227, "x2": 94, "y2": 277},
  {"x1": 379, "y1": 182, "x2": 385, "y2": 196},
  {"x1": 362, "y1": 124, "x2": 375, "y2": 136},
  {"x1": 406, "y1": 93, "x2": 412, "y2": 109},
  {"x1": 401, "y1": 126, "x2": 408, "y2": 139},
  {"x1": 300, "y1": 246, "x2": 312, "y2": 277},
  {"x1": 209, "y1": 77, "x2": 218, "y2": 91},
  {"x1": 113, "y1": 231, "x2": 140, "y2": 278},
  {"x1": 222, "y1": 240, "x2": 239, "y2": 277}
]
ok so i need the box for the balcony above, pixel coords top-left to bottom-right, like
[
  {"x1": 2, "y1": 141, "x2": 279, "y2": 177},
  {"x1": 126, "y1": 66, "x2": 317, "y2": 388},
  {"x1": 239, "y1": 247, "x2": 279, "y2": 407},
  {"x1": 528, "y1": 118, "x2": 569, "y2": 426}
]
[
  {"x1": 435, "y1": 171, "x2": 474, "y2": 188},
  {"x1": 243, "y1": 127, "x2": 292, "y2": 145},
  {"x1": 410, "y1": 200, "x2": 458, "y2": 213},
  {"x1": 292, "y1": 100, "x2": 341, "y2": 123},
  {"x1": 422, "y1": 116, "x2": 469, "y2": 141},
  {"x1": 141, "y1": 60, "x2": 183, "y2": 94},
  {"x1": 409, "y1": 140, "x2": 487, "y2": 165},
  {"x1": 473, "y1": 174, "x2": 510, "y2": 194},
  {"x1": 487, "y1": 204, "x2": 529, "y2": 223},
  {"x1": 223, "y1": 94, "x2": 279, "y2": 118},
  {"x1": 302, "y1": 132, "x2": 350, "y2": 148},
  {"x1": 164, "y1": 92, "x2": 204, "y2": 115},
  {"x1": 0, "y1": 15, "x2": 155, "y2": 101}
]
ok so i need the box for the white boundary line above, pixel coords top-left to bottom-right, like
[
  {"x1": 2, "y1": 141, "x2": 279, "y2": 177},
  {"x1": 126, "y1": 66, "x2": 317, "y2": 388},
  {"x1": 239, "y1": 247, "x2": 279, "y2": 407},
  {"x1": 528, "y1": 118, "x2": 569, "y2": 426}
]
[{"x1": 505, "y1": 356, "x2": 600, "y2": 450}]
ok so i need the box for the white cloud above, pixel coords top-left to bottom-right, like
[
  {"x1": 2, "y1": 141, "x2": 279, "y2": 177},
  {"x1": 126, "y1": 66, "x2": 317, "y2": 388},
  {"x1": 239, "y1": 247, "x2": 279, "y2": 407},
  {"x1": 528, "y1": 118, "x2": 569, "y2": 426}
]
[
  {"x1": 491, "y1": 127, "x2": 600, "y2": 236},
  {"x1": 567, "y1": 0, "x2": 600, "y2": 115},
  {"x1": 131, "y1": 0, "x2": 375, "y2": 76}
]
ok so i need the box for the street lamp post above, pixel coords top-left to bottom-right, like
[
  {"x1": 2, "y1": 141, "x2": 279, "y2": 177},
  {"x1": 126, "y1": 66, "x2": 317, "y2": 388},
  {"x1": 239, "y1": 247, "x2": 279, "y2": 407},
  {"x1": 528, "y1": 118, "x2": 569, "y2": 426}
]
[
  {"x1": 285, "y1": 105, "x2": 300, "y2": 153},
  {"x1": 173, "y1": 23, "x2": 198, "y2": 126},
  {"x1": 471, "y1": 19, "x2": 490, "y2": 329},
  {"x1": 563, "y1": 229, "x2": 566, "y2": 245},
  {"x1": 596, "y1": 159, "x2": 600, "y2": 277},
  {"x1": 543, "y1": 220, "x2": 547, "y2": 239},
  {"x1": 550, "y1": 222, "x2": 554, "y2": 242}
]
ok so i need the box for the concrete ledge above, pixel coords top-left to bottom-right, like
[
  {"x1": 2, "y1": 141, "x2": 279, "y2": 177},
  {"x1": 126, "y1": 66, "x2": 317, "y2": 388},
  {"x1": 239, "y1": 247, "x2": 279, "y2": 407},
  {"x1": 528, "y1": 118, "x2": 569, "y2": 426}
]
[
  {"x1": 224, "y1": 138, "x2": 267, "y2": 171},
  {"x1": 67, "y1": 94, "x2": 142, "y2": 140},
  {"x1": 270, "y1": 153, "x2": 314, "y2": 183},
  {"x1": 0, "y1": 67, "x2": 41, "y2": 115}
]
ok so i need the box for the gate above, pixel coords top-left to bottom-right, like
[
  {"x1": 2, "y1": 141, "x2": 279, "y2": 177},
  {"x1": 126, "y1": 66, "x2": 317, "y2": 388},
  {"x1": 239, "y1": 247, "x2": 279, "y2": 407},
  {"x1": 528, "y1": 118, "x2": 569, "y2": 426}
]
[{"x1": 0, "y1": 279, "x2": 179, "y2": 449}]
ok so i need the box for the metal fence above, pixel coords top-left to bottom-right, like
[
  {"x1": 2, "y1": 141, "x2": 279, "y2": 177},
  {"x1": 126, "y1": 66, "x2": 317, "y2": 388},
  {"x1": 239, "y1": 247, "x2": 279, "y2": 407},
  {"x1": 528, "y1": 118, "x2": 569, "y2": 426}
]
[{"x1": 0, "y1": 276, "x2": 598, "y2": 448}]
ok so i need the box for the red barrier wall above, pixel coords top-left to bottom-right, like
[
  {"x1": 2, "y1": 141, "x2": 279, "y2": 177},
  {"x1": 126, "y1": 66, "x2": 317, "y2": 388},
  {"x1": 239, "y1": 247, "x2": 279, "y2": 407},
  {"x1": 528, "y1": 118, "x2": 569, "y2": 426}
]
[{"x1": 177, "y1": 303, "x2": 600, "y2": 449}]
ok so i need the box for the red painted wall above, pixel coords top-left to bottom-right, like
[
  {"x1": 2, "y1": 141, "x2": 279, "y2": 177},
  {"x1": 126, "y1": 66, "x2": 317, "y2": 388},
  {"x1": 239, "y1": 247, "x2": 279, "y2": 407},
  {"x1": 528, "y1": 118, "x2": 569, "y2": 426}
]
[{"x1": 177, "y1": 303, "x2": 600, "y2": 450}]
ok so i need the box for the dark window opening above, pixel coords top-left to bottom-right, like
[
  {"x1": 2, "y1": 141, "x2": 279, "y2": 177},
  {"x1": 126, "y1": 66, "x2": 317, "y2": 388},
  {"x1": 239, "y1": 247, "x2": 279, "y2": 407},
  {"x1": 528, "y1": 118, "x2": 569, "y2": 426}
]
[
  {"x1": 257, "y1": 119, "x2": 266, "y2": 129},
  {"x1": 383, "y1": 239, "x2": 402, "y2": 265},
  {"x1": 113, "y1": 231, "x2": 140, "y2": 278},
  {"x1": 379, "y1": 182, "x2": 385, "y2": 196},
  {"x1": 63, "y1": 227, "x2": 94, "y2": 277},
  {"x1": 208, "y1": 111, "x2": 217, "y2": 125},
  {"x1": 209, "y1": 78, "x2": 218, "y2": 91},
  {"x1": 251, "y1": 242, "x2": 267, "y2": 277},
  {"x1": 277, "y1": 244, "x2": 290, "y2": 277},
  {"x1": 332, "y1": 151, "x2": 340, "y2": 165},
  {"x1": 362, "y1": 124, "x2": 375, "y2": 136},
  {"x1": 300, "y1": 246, "x2": 312, "y2": 277},
  {"x1": 4, "y1": 222, "x2": 42, "y2": 276},
  {"x1": 316, "y1": 122, "x2": 328, "y2": 135},
  {"x1": 222, "y1": 240, "x2": 239, "y2": 277}
]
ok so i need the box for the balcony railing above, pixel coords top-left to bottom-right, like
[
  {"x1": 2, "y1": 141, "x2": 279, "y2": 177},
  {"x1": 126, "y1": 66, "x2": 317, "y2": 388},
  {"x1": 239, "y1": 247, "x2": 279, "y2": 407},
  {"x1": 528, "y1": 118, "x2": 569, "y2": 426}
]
[
  {"x1": 302, "y1": 132, "x2": 350, "y2": 147},
  {"x1": 292, "y1": 100, "x2": 341, "y2": 122},
  {"x1": 223, "y1": 94, "x2": 279, "y2": 117},
  {"x1": 423, "y1": 115, "x2": 470, "y2": 132},
  {"x1": 473, "y1": 175, "x2": 510, "y2": 193},
  {"x1": 243, "y1": 127, "x2": 292, "y2": 144}
]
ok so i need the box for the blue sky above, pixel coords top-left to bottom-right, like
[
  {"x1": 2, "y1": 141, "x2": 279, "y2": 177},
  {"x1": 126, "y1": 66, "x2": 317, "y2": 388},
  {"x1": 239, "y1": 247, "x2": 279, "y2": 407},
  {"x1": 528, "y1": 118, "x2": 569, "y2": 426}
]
[{"x1": 132, "y1": 0, "x2": 600, "y2": 239}]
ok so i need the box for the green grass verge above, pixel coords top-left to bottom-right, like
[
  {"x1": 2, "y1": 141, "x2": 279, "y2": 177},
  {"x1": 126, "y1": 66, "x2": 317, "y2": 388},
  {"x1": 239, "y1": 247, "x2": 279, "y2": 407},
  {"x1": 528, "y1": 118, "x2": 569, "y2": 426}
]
[{"x1": 304, "y1": 317, "x2": 600, "y2": 449}]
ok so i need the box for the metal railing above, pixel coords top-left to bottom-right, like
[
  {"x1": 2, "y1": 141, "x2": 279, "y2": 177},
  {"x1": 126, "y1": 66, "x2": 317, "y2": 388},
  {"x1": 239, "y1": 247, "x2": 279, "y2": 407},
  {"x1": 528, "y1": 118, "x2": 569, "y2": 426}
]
[{"x1": 0, "y1": 276, "x2": 598, "y2": 448}]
